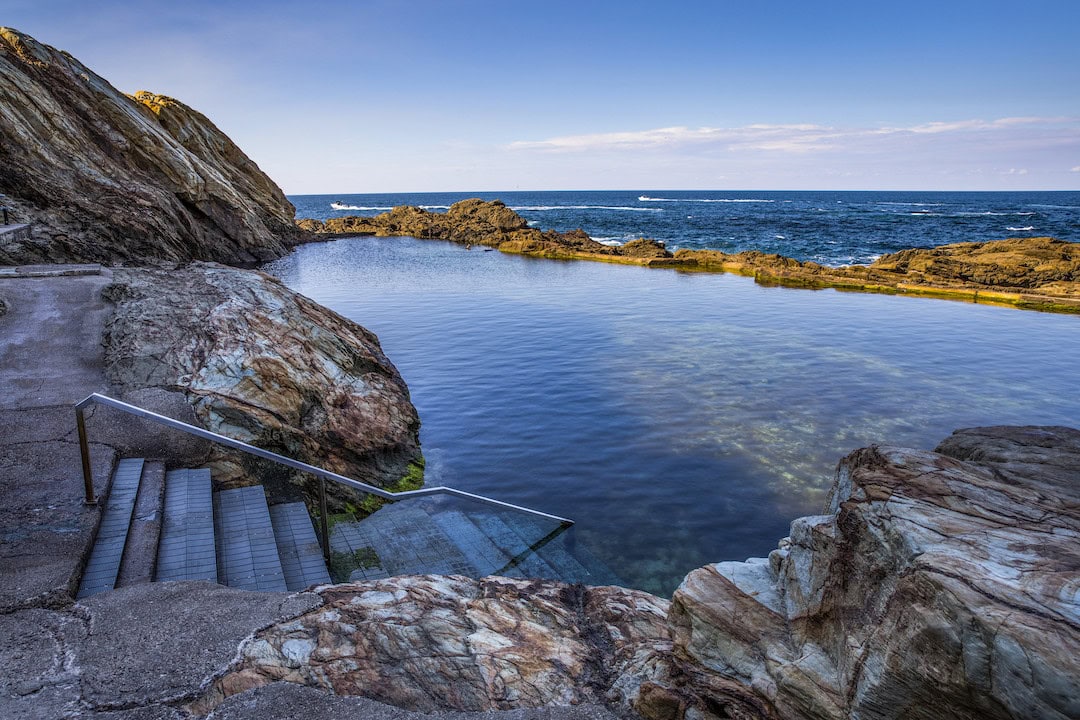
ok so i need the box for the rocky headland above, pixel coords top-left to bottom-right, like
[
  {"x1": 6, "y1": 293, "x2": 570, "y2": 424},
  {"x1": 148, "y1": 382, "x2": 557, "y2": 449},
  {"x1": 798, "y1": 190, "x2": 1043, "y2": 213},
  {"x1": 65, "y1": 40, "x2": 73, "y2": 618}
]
[
  {"x1": 0, "y1": 28, "x2": 310, "y2": 265},
  {"x1": 300, "y1": 201, "x2": 1080, "y2": 313}
]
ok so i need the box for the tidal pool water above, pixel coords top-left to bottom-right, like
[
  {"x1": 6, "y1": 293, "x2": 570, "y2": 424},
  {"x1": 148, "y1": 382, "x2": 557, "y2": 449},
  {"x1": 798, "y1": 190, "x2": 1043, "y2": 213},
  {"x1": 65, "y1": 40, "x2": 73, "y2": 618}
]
[{"x1": 265, "y1": 236, "x2": 1080, "y2": 596}]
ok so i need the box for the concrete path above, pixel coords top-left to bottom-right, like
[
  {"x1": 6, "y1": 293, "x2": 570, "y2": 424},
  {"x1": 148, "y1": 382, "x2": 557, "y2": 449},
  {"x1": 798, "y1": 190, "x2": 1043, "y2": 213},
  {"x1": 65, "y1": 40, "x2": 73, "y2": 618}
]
[{"x1": 0, "y1": 267, "x2": 118, "y2": 611}]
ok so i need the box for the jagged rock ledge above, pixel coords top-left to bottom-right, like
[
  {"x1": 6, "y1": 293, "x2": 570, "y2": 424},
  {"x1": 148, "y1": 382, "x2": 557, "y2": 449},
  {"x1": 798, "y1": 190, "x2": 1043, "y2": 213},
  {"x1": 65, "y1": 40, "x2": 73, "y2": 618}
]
[
  {"x1": 0, "y1": 27, "x2": 312, "y2": 266},
  {"x1": 299, "y1": 200, "x2": 1080, "y2": 314},
  {"x1": 187, "y1": 425, "x2": 1079, "y2": 720}
]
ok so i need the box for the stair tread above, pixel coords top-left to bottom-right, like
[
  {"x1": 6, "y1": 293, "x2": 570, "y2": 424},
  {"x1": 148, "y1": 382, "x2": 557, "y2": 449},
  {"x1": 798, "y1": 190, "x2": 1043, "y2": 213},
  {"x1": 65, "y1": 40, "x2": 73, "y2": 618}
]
[
  {"x1": 464, "y1": 512, "x2": 559, "y2": 580},
  {"x1": 213, "y1": 486, "x2": 287, "y2": 592},
  {"x1": 77, "y1": 458, "x2": 145, "y2": 599},
  {"x1": 269, "y1": 502, "x2": 331, "y2": 590},
  {"x1": 331, "y1": 502, "x2": 477, "y2": 579},
  {"x1": 115, "y1": 461, "x2": 166, "y2": 588},
  {"x1": 508, "y1": 514, "x2": 623, "y2": 586},
  {"x1": 156, "y1": 469, "x2": 217, "y2": 583},
  {"x1": 425, "y1": 509, "x2": 516, "y2": 577}
]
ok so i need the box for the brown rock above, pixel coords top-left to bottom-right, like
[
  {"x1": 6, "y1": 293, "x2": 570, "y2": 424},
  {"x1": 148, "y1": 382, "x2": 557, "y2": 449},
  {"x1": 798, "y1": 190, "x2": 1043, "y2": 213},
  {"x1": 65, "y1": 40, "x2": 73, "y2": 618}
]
[
  {"x1": 0, "y1": 28, "x2": 309, "y2": 266},
  {"x1": 669, "y1": 426, "x2": 1080, "y2": 720},
  {"x1": 197, "y1": 576, "x2": 675, "y2": 715},
  {"x1": 101, "y1": 263, "x2": 421, "y2": 499}
]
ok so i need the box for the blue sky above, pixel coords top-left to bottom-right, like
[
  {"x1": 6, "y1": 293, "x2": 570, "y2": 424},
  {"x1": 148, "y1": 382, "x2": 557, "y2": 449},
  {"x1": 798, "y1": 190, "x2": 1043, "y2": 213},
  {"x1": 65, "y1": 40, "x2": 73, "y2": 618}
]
[{"x1": 4, "y1": 0, "x2": 1080, "y2": 192}]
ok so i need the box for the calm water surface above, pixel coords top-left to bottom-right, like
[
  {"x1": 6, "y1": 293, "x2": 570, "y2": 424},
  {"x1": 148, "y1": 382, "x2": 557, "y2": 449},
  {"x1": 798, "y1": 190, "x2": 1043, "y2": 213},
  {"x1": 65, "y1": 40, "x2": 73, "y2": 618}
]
[{"x1": 265, "y1": 237, "x2": 1080, "y2": 595}]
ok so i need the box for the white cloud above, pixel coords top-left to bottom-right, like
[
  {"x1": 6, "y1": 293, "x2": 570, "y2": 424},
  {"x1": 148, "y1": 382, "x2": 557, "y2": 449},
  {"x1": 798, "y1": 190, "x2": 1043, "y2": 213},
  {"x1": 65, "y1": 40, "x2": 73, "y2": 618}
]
[
  {"x1": 1071, "y1": 166, "x2": 1080, "y2": 172},
  {"x1": 509, "y1": 117, "x2": 1079, "y2": 157}
]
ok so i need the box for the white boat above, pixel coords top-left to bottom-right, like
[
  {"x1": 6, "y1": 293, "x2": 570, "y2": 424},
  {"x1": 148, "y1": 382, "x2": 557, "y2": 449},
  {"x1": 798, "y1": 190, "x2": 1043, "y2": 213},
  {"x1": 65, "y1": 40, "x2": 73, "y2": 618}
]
[{"x1": 330, "y1": 201, "x2": 350, "y2": 210}]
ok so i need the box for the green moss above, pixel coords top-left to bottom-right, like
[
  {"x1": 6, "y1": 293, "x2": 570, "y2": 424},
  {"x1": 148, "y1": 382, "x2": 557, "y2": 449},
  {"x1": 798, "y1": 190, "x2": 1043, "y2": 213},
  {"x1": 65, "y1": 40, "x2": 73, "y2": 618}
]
[
  {"x1": 328, "y1": 546, "x2": 381, "y2": 582},
  {"x1": 358, "y1": 456, "x2": 425, "y2": 515}
]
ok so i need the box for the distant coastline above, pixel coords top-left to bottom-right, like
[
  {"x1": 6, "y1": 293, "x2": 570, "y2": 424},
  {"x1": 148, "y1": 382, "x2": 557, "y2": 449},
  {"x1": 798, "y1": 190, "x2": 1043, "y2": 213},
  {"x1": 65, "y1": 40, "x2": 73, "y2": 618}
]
[{"x1": 295, "y1": 198, "x2": 1080, "y2": 315}]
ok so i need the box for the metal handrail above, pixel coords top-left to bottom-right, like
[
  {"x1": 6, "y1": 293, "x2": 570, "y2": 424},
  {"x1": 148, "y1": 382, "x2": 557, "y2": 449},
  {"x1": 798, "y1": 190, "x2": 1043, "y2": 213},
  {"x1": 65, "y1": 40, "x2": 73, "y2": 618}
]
[{"x1": 75, "y1": 392, "x2": 573, "y2": 560}]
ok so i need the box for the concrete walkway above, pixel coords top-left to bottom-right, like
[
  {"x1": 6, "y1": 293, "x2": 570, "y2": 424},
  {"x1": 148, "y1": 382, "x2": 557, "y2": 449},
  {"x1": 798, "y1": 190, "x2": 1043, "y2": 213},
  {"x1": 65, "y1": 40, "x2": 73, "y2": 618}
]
[{"x1": 0, "y1": 266, "x2": 117, "y2": 611}]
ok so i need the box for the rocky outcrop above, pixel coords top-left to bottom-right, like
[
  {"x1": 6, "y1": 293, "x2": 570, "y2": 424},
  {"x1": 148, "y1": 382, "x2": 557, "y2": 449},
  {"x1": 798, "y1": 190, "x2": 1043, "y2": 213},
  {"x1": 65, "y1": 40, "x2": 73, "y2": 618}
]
[
  {"x1": 670, "y1": 425, "x2": 1080, "y2": 720},
  {"x1": 300, "y1": 198, "x2": 674, "y2": 261},
  {"x1": 0, "y1": 28, "x2": 309, "y2": 265},
  {"x1": 101, "y1": 263, "x2": 421, "y2": 499},
  {"x1": 191, "y1": 426, "x2": 1079, "y2": 720},
  {"x1": 301, "y1": 201, "x2": 1080, "y2": 312}
]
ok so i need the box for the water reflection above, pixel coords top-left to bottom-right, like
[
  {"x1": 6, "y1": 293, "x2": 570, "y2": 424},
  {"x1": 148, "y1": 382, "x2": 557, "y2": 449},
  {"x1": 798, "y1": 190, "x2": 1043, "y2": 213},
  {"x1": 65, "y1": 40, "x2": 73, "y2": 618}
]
[{"x1": 266, "y1": 237, "x2": 1080, "y2": 596}]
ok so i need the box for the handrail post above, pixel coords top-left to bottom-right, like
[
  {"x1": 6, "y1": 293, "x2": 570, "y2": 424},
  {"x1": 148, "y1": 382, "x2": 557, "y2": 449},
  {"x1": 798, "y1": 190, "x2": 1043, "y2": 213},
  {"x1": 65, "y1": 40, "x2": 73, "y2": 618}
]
[
  {"x1": 75, "y1": 406, "x2": 96, "y2": 505},
  {"x1": 319, "y1": 477, "x2": 330, "y2": 563}
]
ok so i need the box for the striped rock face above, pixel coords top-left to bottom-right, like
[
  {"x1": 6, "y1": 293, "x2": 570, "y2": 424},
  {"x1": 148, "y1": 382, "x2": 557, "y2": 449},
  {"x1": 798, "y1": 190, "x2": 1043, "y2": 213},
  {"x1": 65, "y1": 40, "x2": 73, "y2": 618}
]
[{"x1": 0, "y1": 28, "x2": 309, "y2": 266}]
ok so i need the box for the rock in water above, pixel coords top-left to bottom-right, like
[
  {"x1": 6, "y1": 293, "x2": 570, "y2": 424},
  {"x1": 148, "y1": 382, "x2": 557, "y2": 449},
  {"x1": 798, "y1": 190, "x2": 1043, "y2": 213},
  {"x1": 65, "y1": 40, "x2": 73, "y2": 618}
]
[
  {"x1": 102, "y1": 263, "x2": 421, "y2": 496},
  {"x1": 0, "y1": 27, "x2": 308, "y2": 265}
]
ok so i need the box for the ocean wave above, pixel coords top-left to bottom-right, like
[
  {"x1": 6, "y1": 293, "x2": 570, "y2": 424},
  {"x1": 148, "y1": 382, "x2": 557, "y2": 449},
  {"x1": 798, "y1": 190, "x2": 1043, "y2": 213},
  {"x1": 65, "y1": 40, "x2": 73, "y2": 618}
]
[
  {"x1": 330, "y1": 203, "x2": 388, "y2": 211},
  {"x1": 591, "y1": 237, "x2": 625, "y2": 247},
  {"x1": 419, "y1": 205, "x2": 452, "y2": 210},
  {"x1": 956, "y1": 211, "x2": 1037, "y2": 217},
  {"x1": 511, "y1": 205, "x2": 662, "y2": 212},
  {"x1": 1006, "y1": 226, "x2": 1035, "y2": 231},
  {"x1": 638, "y1": 195, "x2": 774, "y2": 203}
]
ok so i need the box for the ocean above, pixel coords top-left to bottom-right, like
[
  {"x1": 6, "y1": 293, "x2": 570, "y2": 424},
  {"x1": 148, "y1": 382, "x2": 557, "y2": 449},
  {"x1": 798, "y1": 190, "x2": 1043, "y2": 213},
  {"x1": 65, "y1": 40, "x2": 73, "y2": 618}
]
[
  {"x1": 271, "y1": 191, "x2": 1080, "y2": 596},
  {"x1": 290, "y1": 189, "x2": 1080, "y2": 265}
]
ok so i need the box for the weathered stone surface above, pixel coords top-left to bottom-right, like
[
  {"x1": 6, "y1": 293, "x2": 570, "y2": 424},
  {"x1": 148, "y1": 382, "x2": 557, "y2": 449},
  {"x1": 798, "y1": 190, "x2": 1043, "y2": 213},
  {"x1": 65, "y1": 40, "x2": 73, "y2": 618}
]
[
  {"x1": 76, "y1": 582, "x2": 322, "y2": 708},
  {"x1": 670, "y1": 425, "x2": 1080, "y2": 720},
  {"x1": 0, "y1": 28, "x2": 309, "y2": 265},
  {"x1": 300, "y1": 199, "x2": 673, "y2": 262},
  {"x1": 101, "y1": 263, "x2": 422, "y2": 496},
  {"x1": 196, "y1": 576, "x2": 676, "y2": 715},
  {"x1": 207, "y1": 682, "x2": 625, "y2": 720}
]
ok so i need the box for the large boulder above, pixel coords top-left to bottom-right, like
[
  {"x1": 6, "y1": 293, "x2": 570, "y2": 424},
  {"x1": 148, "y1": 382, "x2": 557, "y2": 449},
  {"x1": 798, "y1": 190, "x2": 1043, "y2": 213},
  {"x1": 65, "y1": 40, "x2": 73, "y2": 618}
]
[
  {"x1": 101, "y1": 263, "x2": 422, "y2": 500},
  {"x1": 0, "y1": 28, "x2": 308, "y2": 265},
  {"x1": 670, "y1": 425, "x2": 1080, "y2": 720}
]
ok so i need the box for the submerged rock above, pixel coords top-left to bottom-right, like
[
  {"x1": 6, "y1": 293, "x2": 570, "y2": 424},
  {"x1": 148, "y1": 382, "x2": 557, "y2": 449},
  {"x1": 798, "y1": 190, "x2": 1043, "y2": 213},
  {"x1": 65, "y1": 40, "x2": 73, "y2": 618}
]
[
  {"x1": 101, "y1": 263, "x2": 421, "y2": 498},
  {"x1": 0, "y1": 28, "x2": 309, "y2": 265}
]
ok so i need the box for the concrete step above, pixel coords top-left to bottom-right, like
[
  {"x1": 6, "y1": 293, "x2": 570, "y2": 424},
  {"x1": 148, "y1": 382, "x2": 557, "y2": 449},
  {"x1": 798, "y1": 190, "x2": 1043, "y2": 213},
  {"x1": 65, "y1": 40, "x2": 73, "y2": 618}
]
[
  {"x1": 506, "y1": 515, "x2": 624, "y2": 586},
  {"x1": 156, "y1": 469, "x2": 217, "y2": 583},
  {"x1": 77, "y1": 458, "x2": 145, "y2": 598},
  {"x1": 115, "y1": 461, "x2": 165, "y2": 587},
  {"x1": 463, "y1": 511, "x2": 560, "y2": 580},
  {"x1": 269, "y1": 502, "x2": 331, "y2": 591},
  {"x1": 425, "y1": 508, "x2": 516, "y2": 577},
  {"x1": 213, "y1": 486, "x2": 287, "y2": 592},
  {"x1": 330, "y1": 500, "x2": 476, "y2": 581}
]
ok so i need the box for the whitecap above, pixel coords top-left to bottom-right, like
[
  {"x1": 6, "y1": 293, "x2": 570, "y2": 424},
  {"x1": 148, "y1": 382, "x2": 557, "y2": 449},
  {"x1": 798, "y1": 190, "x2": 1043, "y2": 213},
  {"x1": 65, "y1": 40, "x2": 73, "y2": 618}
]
[
  {"x1": 511, "y1": 205, "x2": 662, "y2": 212},
  {"x1": 774, "y1": 235, "x2": 786, "y2": 240},
  {"x1": 1006, "y1": 226, "x2": 1035, "y2": 231},
  {"x1": 331, "y1": 204, "x2": 392, "y2": 211},
  {"x1": 638, "y1": 195, "x2": 774, "y2": 203}
]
